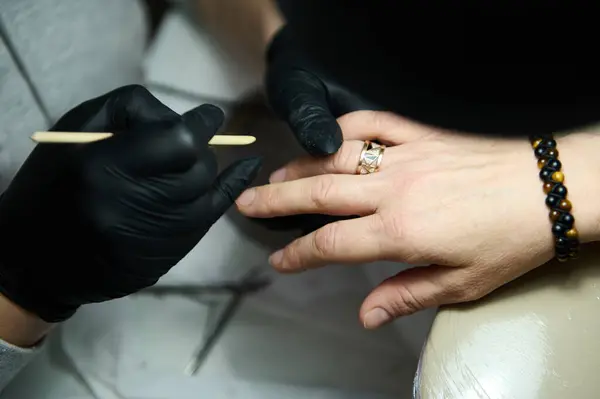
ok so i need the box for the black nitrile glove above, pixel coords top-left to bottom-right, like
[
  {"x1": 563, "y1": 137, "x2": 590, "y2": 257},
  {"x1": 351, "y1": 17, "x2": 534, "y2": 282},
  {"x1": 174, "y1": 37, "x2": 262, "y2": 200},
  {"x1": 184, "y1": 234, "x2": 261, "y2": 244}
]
[
  {"x1": 266, "y1": 25, "x2": 379, "y2": 156},
  {"x1": 0, "y1": 85, "x2": 261, "y2": 323}
]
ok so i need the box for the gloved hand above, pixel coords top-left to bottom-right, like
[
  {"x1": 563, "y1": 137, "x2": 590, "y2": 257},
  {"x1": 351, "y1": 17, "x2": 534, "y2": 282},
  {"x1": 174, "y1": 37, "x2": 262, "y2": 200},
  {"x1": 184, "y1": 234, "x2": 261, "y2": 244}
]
[
  {"x1": 266, "y1": 25, "x2": 378, "y2": 156},
  {"x1": 0, "y1": 85, "x2": 261, "y2": 323}
]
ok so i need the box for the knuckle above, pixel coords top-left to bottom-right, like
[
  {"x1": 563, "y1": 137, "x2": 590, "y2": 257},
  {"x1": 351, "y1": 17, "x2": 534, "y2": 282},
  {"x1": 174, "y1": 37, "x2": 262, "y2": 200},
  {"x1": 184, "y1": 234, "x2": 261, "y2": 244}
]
[
  {"x1": 367, "y1": 110, "x2": 398, "y2": 133},
  {"x1": 369, "y1": 213, "x2": 396, "y2": 257},
  {"x1": 380, "y1": 213, "x2": 423, "y2": 264},
  {"x1": 390, "y1": 169, "x2": 422, "y2": 197},
  {"x1": 382, "y1": 213, "x2": 406, "y2": 242},
  {"x1": 390, "y1": 284, "x2": 427, "y2": 316},
  {"x1": 172, "y1": 123, "x2": 196, "y2": 148},
  {"x1": 368, "y1": 111, "x2": 387, "y2": 131},
  {"x1": 263, "y1": 186, "x2": 284, "y2": 212},
  {"x1": 312, "y1": 223, "x2": 339, "y2": 259},
  {"x1": 310, "y1": 175, "x2": 336, "y2": 208},
  {"x1": 380, "y1": 173, "x2": 433, "y2": 262}
]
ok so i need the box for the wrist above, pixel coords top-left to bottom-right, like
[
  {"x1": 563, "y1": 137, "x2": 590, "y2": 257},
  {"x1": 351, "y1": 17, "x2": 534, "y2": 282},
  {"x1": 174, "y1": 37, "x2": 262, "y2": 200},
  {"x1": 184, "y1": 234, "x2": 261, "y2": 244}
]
[
  {"x1": 556, "y1": 131, "x2": 600, "y2": 243},
  {"x1": 0, "y1": 294, "x2": 53, "y2": 348}
]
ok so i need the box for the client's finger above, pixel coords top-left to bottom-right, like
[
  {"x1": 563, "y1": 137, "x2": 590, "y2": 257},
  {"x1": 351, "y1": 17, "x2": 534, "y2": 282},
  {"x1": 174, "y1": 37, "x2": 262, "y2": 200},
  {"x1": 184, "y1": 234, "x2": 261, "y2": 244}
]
[
  {"x1": 359, "y1": 266, "x2": 476, "y2": 329},
  {"x1": 271, "y1": 140, "x2": 398, "y2": 182},
  {"x1": 338, "y1": 111, "x2": 435, "y2": 144},
  {"x1": 237, "y1": 174, "x2": 382, "y2": 218},
  {"x1": 269, "y1": 215, "x2": 387, "y2": 271}
]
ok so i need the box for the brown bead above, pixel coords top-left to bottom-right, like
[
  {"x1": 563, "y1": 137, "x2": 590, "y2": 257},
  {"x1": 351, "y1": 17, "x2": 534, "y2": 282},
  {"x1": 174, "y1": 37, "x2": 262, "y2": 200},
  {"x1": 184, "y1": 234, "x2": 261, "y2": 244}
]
[
  {"x1": 543, "y1": 182, "x2": 554, "y2": 194},
  {"x1": 566, "y1": 228, "x2": 579, "y2": 239},
  {"x1": 551, "y1": 171, "x2": 564, "y2": 183},
  {"x1": 547, "y1": 149, "x2": 558, "y2": 158},
  {"x1": 549, "y1": 210, "x2": 561, "y2": 221},
  {"x1": 533, "y1": 138, "x2": 543, "y2": 149},
  {"x1": 559, "y1": 199, "x2": 572, "y2": 211},
  {"x1": 537, "y1": 158, "x2": 547, "y2": 169}
]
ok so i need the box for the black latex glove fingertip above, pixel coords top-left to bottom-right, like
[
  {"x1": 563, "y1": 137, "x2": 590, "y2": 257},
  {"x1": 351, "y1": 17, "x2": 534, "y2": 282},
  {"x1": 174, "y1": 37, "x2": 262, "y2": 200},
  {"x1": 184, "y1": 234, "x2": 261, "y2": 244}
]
[
  {"x1": 296, "y1": 117, "x2": 343, "y2": 156},
  {"x1": 183, "y1": 104, "x2": 225, "y2": 137},
  {"x1": 232, "y1": 157, "x2": 263, "y2": 184},
  {"x1": 217, "y1": 157, "x2": 263, "y2": 201}
]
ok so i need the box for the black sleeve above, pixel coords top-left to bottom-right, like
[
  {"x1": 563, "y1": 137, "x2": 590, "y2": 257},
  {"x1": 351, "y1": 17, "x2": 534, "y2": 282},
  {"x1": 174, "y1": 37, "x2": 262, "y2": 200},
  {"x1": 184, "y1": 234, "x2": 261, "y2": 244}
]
[{"x1": 281, "y1": 0, "x2": 600, "y2": 136}]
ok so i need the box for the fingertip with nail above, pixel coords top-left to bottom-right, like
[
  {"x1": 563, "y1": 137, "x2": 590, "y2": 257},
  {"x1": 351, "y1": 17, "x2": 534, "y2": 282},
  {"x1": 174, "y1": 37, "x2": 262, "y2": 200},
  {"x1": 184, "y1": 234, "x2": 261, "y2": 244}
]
[
  {"x1": 236, "y1": 188, "x2": 256, "y2": 206},
  {"x1": 269, "y1": 249, "x2": 284, "y2": 267},
  {"x1": 269, "y1": 168, "x2": 286, "y2": 183},
  {"x1": 363, "y1": 308, "x2": 392, "y2": 330}
]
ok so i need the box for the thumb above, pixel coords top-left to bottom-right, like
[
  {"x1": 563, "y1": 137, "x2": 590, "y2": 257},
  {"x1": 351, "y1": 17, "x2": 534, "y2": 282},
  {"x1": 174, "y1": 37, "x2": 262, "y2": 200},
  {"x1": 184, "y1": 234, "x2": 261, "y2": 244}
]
[
  {"x1": 194, "y1": 157, "x2": 263, "y2": 226},
  {"x1": 360, "y1": 266, "x2": 475, "y2": 330},
  {"x1": 98, "y1": 103, "x2": 226, "y2": 176},
  {"x1": 181, "y1": 103, "x2": 225, "y2": 146},
  {"x1": 267, "y1": 69, "x2": 342, "y2": 156},
  {"x1": 113, "y1": 85, "x2": 178, "y2": 127}
]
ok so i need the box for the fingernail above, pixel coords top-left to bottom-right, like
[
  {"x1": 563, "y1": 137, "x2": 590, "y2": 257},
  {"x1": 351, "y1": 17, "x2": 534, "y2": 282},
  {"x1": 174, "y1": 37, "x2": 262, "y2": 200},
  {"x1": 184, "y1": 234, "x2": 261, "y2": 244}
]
[
  {"x1": 269, "y1": 250, "x2": 283, "y2": 267},
  {"x1": 269, "y1": 168, "x2": 286, "y2": 183},
  {"x1": 363, "y1": 308, "x2": 392, "y2": 329},
  {"x1": 236, "y1": 189, "x2": 255, "y2": 206}
]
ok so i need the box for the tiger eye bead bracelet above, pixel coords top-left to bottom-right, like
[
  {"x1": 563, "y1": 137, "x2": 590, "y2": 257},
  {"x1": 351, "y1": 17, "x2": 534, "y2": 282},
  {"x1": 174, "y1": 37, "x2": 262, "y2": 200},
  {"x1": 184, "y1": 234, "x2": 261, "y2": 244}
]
[{"x1": 530, "y1": 135, "x2": 580, "y2": 262}]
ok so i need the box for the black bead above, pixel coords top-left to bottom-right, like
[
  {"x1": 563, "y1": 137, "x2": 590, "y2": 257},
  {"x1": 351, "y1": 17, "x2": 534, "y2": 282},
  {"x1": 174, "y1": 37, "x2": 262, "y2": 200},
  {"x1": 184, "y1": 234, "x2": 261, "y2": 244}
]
[
  {"x1": 555, "y1": 236, "x2": 569, "y2": 249},
  {"x1": 540, "y1": 139, "x2": 557, "y2": 149},
  {"x1": 545, "y1": 158, "x2": 561, "y2": 171},
  {"x1": 540, "y1": 168, "x2": 554, "y2": 181},
  {"x1": 569, "y1": 243, "x2": 580, "y2": 252},
  {"x1": 569, "y1": 249, "x2": 580, "y2": 258},
  {"x1": 568, "y1": 238, "x2": 580, "y2": 250},
  {"x1": 546, "y1": 194, "x2": 561, "y2": 208},
  {"x1": 550, "y1": 183, "x2": 567, "y2": 198},
  {"x1": 535, "y1": 147, "x2": 547, "y2": 158},
  {"x1": 555, "y1": 245, "x2": 570, "y2": 256},
  {"x1": 531, "y1": 134, "x2": 581, "y2": 263},
  {"x1": 552, "y1": 222, "x2": 568, "y2": 236},
  {"x1": 557, "y1": 212, "x2": 574, "y2": 228}
]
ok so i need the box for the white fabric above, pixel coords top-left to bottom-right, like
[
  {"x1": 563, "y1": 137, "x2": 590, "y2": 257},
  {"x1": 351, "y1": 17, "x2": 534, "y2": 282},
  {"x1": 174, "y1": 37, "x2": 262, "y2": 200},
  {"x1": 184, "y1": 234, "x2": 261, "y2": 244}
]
[{"x1": 0, "y1": 338, "x2": 42, "y2": 392}]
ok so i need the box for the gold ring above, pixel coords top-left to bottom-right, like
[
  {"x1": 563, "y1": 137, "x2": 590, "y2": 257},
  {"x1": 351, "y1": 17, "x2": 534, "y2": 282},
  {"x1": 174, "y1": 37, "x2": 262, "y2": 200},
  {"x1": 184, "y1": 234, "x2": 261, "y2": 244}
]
[{"x1": 357, "y1": 140, "x2": 385, "y2": 174}]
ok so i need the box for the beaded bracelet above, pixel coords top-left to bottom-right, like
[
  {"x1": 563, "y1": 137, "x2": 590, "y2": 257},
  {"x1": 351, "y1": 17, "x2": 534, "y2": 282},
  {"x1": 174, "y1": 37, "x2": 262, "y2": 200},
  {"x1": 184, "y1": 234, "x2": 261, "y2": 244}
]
[{"x1": 530, "y1": 135, "x2": 580, "y2": 262}]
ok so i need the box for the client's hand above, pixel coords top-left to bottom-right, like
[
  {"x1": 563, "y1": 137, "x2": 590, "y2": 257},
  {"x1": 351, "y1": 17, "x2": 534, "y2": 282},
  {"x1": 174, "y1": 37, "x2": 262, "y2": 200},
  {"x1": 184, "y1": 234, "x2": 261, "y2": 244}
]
[
  {"x1": 0, "y1": 85, "x2": 261, "y2": 323},
  {"x1": 237, "y1": 111, "x2": 600, "y2": 329}
]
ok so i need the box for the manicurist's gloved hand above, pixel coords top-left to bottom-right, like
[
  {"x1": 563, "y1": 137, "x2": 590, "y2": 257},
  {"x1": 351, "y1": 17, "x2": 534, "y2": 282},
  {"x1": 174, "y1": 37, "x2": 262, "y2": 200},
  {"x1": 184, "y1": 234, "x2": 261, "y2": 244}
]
[
  {"x1": 266, "y1": 25, "x2": 377, "y2": 156},
  {"x1": 0, "y1": 85, "x2": 261, "y2": 323}
]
